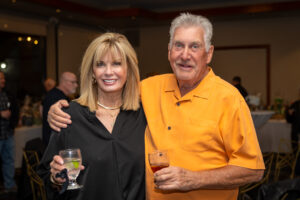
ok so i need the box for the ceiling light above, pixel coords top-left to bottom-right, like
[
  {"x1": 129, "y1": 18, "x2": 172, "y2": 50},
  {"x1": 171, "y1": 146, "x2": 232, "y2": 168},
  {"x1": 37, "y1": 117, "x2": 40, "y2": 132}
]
[
  {"x1": 27, "y1": 36, "x2": 31, "y2": 42},
  {"x1": 56, "y1": 8, "x2": 61, "y2": 13},
  {"x1": 18, "y1": 37, "x2": 23, "y2": 42},
  {"x1": 0, "y1": 63, "x2": 7, "y2": 69},
  {"x1": 34, "y1": 40, "x2": 38, "y2": 45}
]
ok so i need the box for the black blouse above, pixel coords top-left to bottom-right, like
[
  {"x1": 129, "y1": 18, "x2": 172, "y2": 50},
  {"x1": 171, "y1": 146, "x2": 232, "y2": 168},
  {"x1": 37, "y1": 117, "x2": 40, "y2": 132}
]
[{"x1": 37, "y1": 101, "x2": 146, "y2": 200}]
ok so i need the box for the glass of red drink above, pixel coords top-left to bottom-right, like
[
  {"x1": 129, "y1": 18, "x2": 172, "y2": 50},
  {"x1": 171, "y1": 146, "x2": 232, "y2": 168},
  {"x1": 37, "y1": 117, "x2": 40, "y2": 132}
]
[{"x1": 148, "y1": 150, "x2": 169, "y2": 173}]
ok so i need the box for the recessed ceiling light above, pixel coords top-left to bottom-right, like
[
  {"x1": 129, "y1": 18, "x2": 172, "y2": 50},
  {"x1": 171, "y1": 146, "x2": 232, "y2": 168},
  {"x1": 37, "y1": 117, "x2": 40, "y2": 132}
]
[{"x1": 0, "y1": 63, "x2": 7, "y2": 69}]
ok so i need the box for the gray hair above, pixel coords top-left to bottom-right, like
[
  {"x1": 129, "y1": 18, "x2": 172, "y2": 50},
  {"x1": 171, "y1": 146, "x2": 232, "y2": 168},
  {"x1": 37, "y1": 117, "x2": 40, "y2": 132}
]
[{"x1": 168, "y1": 13, "x2": 213, "y2": 52}]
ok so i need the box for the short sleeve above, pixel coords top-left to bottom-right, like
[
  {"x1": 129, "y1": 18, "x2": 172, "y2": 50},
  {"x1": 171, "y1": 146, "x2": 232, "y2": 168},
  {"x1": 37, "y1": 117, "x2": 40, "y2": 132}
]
[{"x1": 221, "y1": 96, "x2": 265, "y2": 169}]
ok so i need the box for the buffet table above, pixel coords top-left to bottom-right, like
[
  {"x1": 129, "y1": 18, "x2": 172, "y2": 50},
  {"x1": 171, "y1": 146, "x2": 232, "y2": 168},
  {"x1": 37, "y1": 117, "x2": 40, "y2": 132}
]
[
  {"x1": 14, "y1": 125, "x2": 42, "y2": 168},
  {"x1": 256, "y1": 119, "x2": 292, "y2": 153}
]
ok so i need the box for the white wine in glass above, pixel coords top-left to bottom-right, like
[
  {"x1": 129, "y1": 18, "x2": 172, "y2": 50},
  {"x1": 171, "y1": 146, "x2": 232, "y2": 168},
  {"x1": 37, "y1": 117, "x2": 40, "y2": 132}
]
[{"x1": 59, "y1": 148, "x2": 82, "y2": 190}]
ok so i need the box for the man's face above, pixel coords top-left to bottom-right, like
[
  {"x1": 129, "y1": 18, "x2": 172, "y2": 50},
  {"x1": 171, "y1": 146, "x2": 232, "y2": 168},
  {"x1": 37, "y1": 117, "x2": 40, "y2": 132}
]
[
  {"x1": 168, "y1": 26, "x2": 214, "y2": 88},
  {"x1": 0, "y1": 72, "x2": 5, "y2": 89},
  {"x1": 64, "y1": 75, "x2": 78, "y2": 95}
]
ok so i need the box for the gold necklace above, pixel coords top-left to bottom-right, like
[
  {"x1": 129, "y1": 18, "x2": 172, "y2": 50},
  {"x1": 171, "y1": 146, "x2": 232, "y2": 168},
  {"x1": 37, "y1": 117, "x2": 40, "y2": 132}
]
[{"x1": 97, "y1": 101, "x2": 122, "y2": 110}]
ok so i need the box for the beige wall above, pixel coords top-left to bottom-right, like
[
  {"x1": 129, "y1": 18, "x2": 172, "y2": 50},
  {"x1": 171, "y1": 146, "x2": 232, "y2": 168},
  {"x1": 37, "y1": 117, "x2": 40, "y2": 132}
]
[
  {"x1": 1, "y1": 13, "x2": 300, "y2": 105},
  {"x1": 137, "y1": 26, "x2": 172, "y2": 79},
  {"x1": 57, "y1": 25, "x2": 101, "y2": 76},
  {"x1": 213, "y1": 16, "x2": 300, "y2": 105},
  {"x1": 137, "y1": 15, "x2": 300, "y2": 105}
]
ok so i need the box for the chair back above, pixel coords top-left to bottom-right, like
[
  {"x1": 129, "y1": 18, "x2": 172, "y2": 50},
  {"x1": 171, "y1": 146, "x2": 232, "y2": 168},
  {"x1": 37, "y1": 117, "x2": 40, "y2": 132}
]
[
  {"x1": 239, "y1": 152, "x2": 275, "y2": 199},
  {"x1": 274, "y1": 139, "x2": 299, "y2": 181},
  {"x1": 290, "y1": 144, "x2": 300, "y2": 179},
  {"x1": 23, "y1": 150, "x2": 47, "y2": 200}
]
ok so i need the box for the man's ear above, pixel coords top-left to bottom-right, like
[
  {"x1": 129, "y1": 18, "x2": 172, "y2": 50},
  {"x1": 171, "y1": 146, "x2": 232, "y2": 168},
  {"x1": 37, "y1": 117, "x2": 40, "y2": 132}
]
[
  {"x1": 168, "y1": 45, "x2": 171, "y2": 62},
  {"x1": 206, "y1": 45, "x2": 214, "y2": 64}
]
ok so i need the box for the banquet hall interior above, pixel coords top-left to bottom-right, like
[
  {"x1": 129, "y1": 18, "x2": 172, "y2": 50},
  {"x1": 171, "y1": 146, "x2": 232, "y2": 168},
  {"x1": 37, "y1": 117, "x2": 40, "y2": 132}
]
[{"x1": 0, "y1": 0, "x2": 300, "y2": 199}]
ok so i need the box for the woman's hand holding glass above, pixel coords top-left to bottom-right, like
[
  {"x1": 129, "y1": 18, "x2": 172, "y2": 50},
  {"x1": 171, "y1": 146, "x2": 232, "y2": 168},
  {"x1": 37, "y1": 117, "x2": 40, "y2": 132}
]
[{"x1": 50, "y1": 153, "x2": 85, "y2": 186}]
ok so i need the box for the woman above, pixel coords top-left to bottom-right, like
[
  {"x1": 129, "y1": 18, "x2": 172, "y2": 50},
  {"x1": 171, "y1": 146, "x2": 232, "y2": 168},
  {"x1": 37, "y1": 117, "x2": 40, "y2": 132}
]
[{"x1": 37, "y1": 33, "x2": 146, "y2": 200}]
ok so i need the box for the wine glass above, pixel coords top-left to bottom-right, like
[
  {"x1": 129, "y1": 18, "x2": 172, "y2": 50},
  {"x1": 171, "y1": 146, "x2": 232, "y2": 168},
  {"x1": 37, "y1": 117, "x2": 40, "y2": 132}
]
[
  {"x1": 148, "y1": 150, "x2": 169, "y2": 173},
  {"x1": 59, "y1": 148, "x2": 82, "y2": 190}
]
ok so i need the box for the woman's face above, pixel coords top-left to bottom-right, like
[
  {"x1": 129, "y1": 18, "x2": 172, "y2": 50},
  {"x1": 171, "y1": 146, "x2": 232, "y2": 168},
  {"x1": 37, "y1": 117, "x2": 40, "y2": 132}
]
[{"x1": 93, "y1": 51, "x2": 128, "y2": 96}]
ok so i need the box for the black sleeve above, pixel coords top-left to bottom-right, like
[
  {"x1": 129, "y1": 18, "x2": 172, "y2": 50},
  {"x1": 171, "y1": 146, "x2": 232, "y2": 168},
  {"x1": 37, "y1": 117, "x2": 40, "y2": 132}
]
[
  {"x1": 285, "y1": 102, "x2": 295, "y2": 123},
  {"x1": 36, "y1": 128, "x2": 67, "y2": 199}
]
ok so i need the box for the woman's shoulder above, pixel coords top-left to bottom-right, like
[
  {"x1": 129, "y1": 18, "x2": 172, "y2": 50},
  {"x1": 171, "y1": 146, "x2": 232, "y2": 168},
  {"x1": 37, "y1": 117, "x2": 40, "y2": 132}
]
[{"x1": 63, "y1": 101, "x2": 91, "y2": 117}]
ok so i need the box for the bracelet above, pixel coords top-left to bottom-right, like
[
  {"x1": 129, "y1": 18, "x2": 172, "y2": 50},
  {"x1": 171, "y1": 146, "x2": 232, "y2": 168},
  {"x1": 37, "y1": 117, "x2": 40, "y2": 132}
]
[{"x1": 50, "y1": 174, "x2": 63, "y2": 185}]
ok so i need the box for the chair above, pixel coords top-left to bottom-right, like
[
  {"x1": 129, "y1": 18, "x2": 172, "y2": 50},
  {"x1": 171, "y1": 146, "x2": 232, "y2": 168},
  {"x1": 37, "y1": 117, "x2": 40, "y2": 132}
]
[
  {"x1": 274, "y1": 139, "x2": 300, "y2": 181},
  {"x1": 23, "y1": 150, "x2": 47, "y2": 200},
  {"x1": 290, "y1": 143, "x2": 300, "y2": 179},
  {"x1": 239, "y1": 152, "x2": 275, "y2": 200},
  {"x1": 257, "y1": 177, "x2": 300, "y2": 200}
]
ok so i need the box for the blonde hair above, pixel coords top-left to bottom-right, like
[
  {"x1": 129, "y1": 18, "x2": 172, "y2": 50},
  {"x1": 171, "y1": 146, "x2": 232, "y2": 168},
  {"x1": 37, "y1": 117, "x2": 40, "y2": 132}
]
[{"x1": 76, "y1": 32, "x2": 140, "y2": 111}]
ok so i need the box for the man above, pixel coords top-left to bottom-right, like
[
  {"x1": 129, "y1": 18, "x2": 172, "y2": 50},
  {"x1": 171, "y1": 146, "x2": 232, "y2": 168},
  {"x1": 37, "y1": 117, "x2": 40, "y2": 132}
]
[
  {"x1": 44, "y1": 78, "x2": 56, "y2": 92},
  {"x1": 47, "y1": 13, "x2": 264, "y2": 200},
  {"x1": 286, "y1": 96, "x2": 300, "y2": 176},
  {"x1": 0, "y1": 71, "x2": 19, "y2": 194},
  {"x1": 286, "y1": 89, "x2": 300, "y2": 176},
  {"x1": 232, "y1": 76, "x2": 248, "y2": 98},
  {"x1": 42, "y1": 72, "x2": 77, "y2": 146}
]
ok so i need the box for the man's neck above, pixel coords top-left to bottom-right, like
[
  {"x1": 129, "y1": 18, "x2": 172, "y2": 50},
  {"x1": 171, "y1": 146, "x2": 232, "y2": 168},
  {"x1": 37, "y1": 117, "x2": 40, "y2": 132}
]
[
  {"x1": 178, "y1": 67, "x2": 209, "y2": 97},
  {"x1": 56, "y1": 86, "x2": 68, "y2": 96}
]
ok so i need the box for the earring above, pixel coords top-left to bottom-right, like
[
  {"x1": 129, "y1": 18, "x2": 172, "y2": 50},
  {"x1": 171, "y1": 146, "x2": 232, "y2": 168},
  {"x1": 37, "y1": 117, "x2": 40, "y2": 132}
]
[{"x1": 92, "y1": 75, "x2": 96, "y2": 84}]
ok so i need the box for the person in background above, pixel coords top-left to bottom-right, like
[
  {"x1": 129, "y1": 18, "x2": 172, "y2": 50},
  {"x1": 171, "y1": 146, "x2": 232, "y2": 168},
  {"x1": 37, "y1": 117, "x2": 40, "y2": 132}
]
[
  {"x1": 286, "y1": 89, "x2": 300, "y2": 176},
  {"x1": 42, "y1": 72, "x2": 78, "y2": 146},
  {"x1": 38, "y1": 33, "x2": 146, "y2": 200},
  {"x1": 286, "y1": 89, "x2": 300, "y2": 151},
  {"x1": 44, "y1": 78, "x2": 56, "y2": 92},
  {"x1": 47, "y1": 13, "x2": 265, "y2": 200},
  {"x1": 18, "y1": 95, "x2": 34, "y2": 126},
  {"x1": 0, "y1": 71, "x2": 19, "y2": 194},
  {"x1": 40, "y1": 78, "x2": 57, "y2": 118},
  {"x1": 232, "y1": 76, "x2": 248, "y2": 99}
]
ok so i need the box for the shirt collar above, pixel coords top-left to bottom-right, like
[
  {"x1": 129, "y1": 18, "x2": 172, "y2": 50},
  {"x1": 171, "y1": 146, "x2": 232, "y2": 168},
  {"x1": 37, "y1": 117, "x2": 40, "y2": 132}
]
[{"x1": 164, "y1": 67, "x2": 215, "y2": 100}]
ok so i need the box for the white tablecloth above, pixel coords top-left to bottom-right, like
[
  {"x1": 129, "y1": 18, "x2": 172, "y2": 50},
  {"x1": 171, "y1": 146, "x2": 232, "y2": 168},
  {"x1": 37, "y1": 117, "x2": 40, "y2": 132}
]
[
  {"x1": 256, "y1": 119, "x2": 292, "y2": 153},
  {"x1": 14, "y1": 125, "x2": 42, "y2": 168},
  {"x1": 251, "y1": 111, "x2": 275, "y2": 129}
]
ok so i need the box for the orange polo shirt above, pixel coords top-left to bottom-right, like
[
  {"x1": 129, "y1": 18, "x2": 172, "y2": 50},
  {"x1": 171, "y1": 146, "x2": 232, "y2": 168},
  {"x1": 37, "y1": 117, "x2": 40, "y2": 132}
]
[{"x1": 140, "y1": 68, "x2": 265, "y2": 200}]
